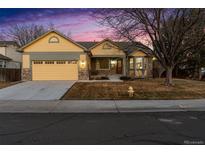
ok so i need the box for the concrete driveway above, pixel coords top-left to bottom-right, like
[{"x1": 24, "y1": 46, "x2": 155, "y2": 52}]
[{"x1": 0, "y1": 81, "x2": 76, "y2": 100}]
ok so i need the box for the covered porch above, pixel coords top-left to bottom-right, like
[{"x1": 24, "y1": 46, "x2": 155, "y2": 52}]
[{"x1": 90, "y1": 56, "x2": 126, "y2": 78}]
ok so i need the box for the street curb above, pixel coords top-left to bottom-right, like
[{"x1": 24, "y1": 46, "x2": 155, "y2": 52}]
[
  {"x1": 0, "y1": 99, "x2": 205, "y2": 113},
  {"x1": 0, "y1": 108, "x2": 205, "y2": 113}
]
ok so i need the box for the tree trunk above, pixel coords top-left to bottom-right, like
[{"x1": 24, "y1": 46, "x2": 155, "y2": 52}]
[
  {"x1": 198, "y1": 53, "x2": 202, "y2": 80},
  {"x1": 165, "y1": 67, "x2": 173, "y2": 86},
  {"x1": 199, "y1": 67, "x2": 202, "y2": 80}
]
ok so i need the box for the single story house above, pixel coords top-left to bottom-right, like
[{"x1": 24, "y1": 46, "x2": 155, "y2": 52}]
[{"x1": 20, "y1": 30, "x2": 154, "y2": 81}]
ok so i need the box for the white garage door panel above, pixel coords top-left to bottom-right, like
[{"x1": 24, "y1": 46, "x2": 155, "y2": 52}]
[{"x1": 32, "y1": 61, "x2": 78, "y2": 80}]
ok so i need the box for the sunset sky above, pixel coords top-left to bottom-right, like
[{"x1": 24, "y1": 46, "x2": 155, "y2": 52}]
[{"x1": 0, "y1": 8, "x2": 111, "y2": 41}]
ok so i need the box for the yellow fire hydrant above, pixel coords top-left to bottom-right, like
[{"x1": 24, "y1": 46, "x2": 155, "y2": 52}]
[{"x1": 128, "y1": 86, "x2": 134, "y2": 97}]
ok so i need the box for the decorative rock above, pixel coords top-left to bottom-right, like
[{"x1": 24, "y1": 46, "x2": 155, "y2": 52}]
[{"x1": 79, "y1": 70, "x2": 89, "y2": 80}]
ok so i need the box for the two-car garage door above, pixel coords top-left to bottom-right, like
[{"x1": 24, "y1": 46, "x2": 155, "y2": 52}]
[{"x1": 32, "y1": 60, "x2": 78, "y2": 80}]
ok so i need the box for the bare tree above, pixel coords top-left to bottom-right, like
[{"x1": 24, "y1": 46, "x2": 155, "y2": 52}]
[
  {"x1": 94, "y1": 8, "x2": 205, "y2": 86},
  {"x1": 0, "y1": 33, "x2": 5, "y2": 41},
  {"x1": 5, "y1": 24, "x2": 48, "y2": 47},
  {"x1": 176, "y1": 11, "x2": 205, "y2": 80}
]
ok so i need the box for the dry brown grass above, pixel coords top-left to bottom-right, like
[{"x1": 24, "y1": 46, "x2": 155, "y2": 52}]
[{"x1": 62, "y1": 79, "x2": 205, "y2": 100}]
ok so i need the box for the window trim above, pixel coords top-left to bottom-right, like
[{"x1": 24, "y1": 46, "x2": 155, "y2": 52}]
[
  {"x1": 48, "y1": 36, "x2": 60, "y2": 43},
  {"x1": 0, "y1": 60, "x2": 6, "y2": 68},
  {"x1": 102, "y1": 43, "x2": 112, "y2": 49},
  {"x1": 33, "y1": 61, "x2": 43, "y2": 64},
  {"x1": 129, "y1": 57, "x2": 134, "y2": 70},
  {"x1": 56, "y1": 61, "x2": 66, "y2": 64},
  {"x1": 45, "y1": 61, "x2": 55, "y2": 64},
  {"x1": 135, "y1": 57, "x2": 145, "y2": 70}
]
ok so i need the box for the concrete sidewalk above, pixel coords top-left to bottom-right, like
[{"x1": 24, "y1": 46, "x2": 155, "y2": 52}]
[{"x1": 0, "y1": 99, "x2": 205, "y2": 113}]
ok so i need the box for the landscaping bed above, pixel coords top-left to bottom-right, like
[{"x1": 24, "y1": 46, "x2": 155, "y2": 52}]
[{"x1": 62, "y1": 79, "x2": 205, "y2": 100}]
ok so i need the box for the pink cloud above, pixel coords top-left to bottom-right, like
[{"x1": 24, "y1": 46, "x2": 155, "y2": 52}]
[{"x1": 72, "y1": 28, "x2": 114, "y2": 41}]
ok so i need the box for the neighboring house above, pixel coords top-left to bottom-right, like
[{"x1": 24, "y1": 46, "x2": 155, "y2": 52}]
[
  {"x1": 0, "y1": 41, "x2": 21, "y2": 69},
  {"x1": 0, "y1": 54, "x2": 11, "y2": 67},
  {"x1": 20, "y1": 30, "x2": 154, "y2": 81},
  {"x1": 0, "y1": 41, "x2": 22, "y2": 81}
]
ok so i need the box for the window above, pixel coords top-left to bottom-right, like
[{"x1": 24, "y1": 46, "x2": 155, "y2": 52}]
[
  {"x1": 110, "y1": 59, "x2": 117, "y2": 69},
  {"x1": 68, "y1": 60, "x2": 77, "y2": 64},
  {"x1": 102, "y1": 43, "x2": 112, "y2": 49},
  {"x1": 129, "y1": 58, "x2": 134, "y2": 69},
  {"x1": 135, "y1": 57, "x2": 143, "y2": 69},
  {"x1": 56, "y1": 61, "x2": 66, "y2": 64},
  {"x1": 0, "y1": 60, "x2": 5, "y2": 68},
  {"x1": 49, "y1": 36, "x2": 59, "y2": 43},
  {"x1": 97, "y1": 58, "x2": 110, "y2": 69},
  {"x1": 33, "y1": 61, "x2": 43, "y2": 64},
  {"x1": 45, "y1": 61, "x2": 54, "y2": 64}
]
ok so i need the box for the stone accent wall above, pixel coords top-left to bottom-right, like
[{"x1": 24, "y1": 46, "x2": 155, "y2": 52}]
[
  {"x1": 78, "y1": 69, "x2": 89, "y2": 80},
  {"x1": 22, "y1": 68, "x2": 32, "y2": 81}
]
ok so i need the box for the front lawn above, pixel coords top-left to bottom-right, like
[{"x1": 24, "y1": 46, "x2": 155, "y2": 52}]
[
  {"x1": 62, "y1": 79, "x2": 205, "y2": 100},
  {"x1": 0, "y1": 81, "x2": 20, "y2": 89}
]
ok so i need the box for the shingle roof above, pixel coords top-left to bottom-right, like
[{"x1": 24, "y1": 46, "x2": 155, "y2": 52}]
[
  {"x1": 77, "y1": 41, "x2": 153, "y2": 55},
  {"x1": 77, "y1": 42, "x2": 97, "y2": 49},
  {"x1": 115, "y1": 42, "x2": 152, "y2": 55},
  {"x1": 0, "y1": 54, "x2": 12, "y2": 61},
  {"x1": 0, "y1": 41, "x2": 19, "y2": 47}
]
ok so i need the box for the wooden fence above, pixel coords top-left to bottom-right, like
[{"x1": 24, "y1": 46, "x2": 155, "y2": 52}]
[{"x1": 0, "y1": 68, "x2": 21, "y2": 82}]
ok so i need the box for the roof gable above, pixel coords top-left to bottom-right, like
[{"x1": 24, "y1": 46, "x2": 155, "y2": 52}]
[
  {"x1": 20, "y1": 30, "x2": 86, "y2": 52},
  {"x1": 90, "y1": 39, "x2": 125, "y2": 56},
  {"x1": 89, "y1": 39, "x2": 121, "y2": 50}
]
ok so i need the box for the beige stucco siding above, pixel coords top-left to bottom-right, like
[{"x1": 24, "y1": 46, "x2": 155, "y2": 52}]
[
  {"x1": 23, "y1": 32, "x2": 84, "y2": 52},
  {"x1": 5, "y1": 45, "x2": 22, "y2": 62},
  {"x1": 86, "y1": 54, "x2": 91, "y2": 70},
  {"x1": 0, "y1": 47, "x2": 6, "y2": 56},
  {"x1": 80, "y1": 54, "x2": 90, "y2": 69},
  {"x1": 91, "y1": 41, "x2": 125, "y2": 56},
  {"x1": 22, "y1": 55, "x2": 30, "y2": 68},
  {"x1": 129, "y1": 51, "x2": 147, "y2": 57}
]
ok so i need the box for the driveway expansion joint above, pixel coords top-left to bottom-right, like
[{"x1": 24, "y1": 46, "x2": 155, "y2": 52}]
[{"x1": 114, "y1": 100, "x2": 120, "y2": 113}]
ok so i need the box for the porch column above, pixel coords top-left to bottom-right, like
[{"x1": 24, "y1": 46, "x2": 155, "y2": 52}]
[
  {"x1": 134, "y1": 57, "x2": 136, "y2": 78},
  {"x1": 123, "y1": 56, "x2": 126, "y2": 75}
]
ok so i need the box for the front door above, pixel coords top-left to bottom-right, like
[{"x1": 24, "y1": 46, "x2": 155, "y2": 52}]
[{"x1": 116, "y1": 59, "x2": 123, "y2": 74}]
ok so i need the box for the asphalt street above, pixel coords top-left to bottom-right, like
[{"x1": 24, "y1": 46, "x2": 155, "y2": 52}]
[{"x1": 0, "y1": 112, "x2": 205, "y2": 145}]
